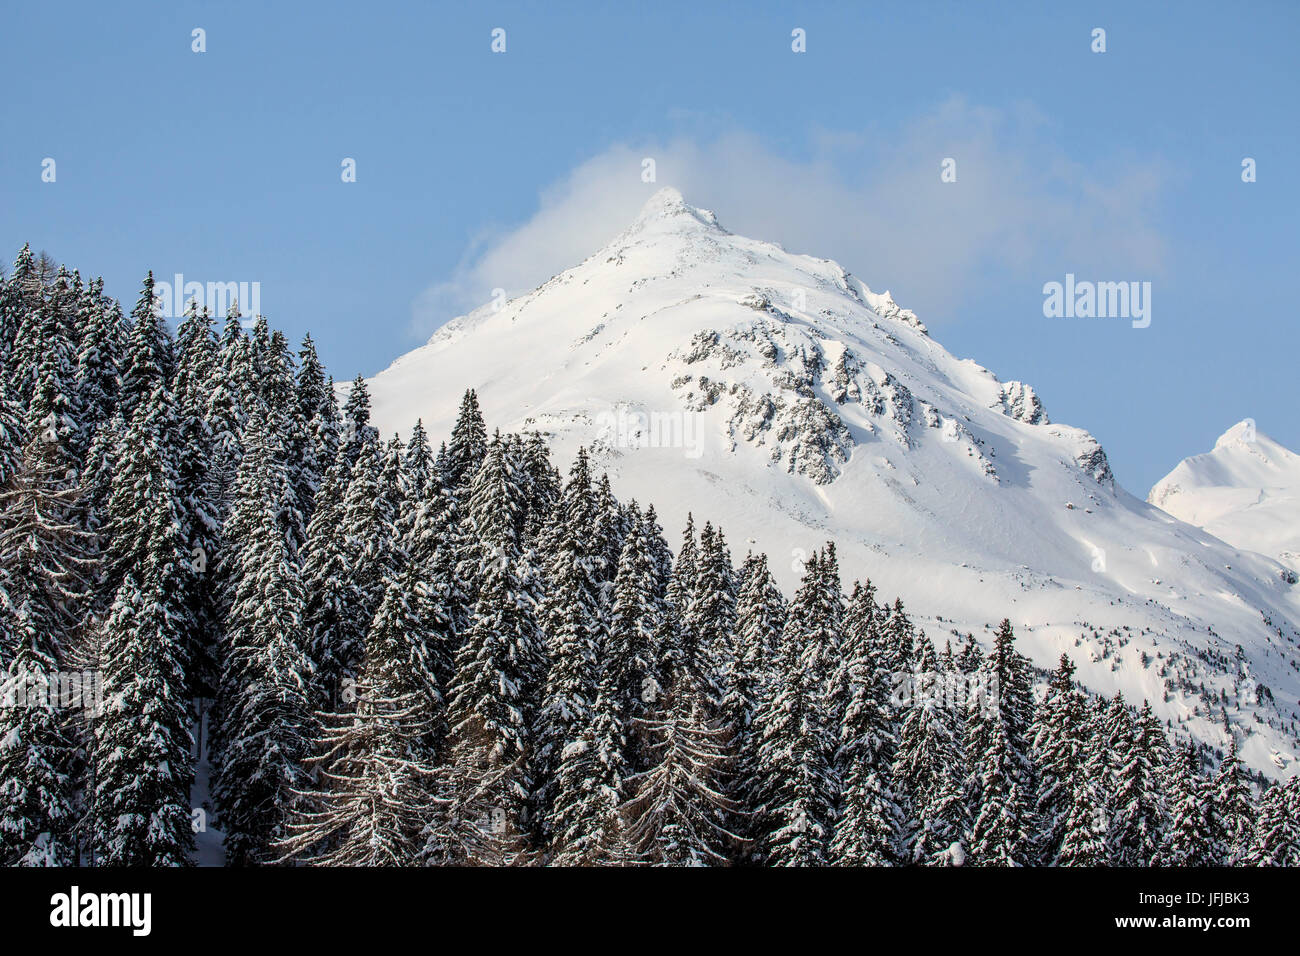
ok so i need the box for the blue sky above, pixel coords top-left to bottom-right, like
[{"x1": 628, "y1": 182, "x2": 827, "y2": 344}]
[{"x1": 2, "y1": 0, "x2": 1296, "y2": 493}]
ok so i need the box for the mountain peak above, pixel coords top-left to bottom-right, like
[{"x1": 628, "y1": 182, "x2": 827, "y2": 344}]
[
  {"x1": 1215, "y1": 418, "x2": 1270, "y2": 450},
  {"x1": 629, "y1": 186, "x2": 723, "y2": 232}
]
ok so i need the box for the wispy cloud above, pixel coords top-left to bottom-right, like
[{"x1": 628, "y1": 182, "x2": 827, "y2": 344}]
[{"x1": 410, "y1": 97, "x2": 1171, "y2": 340}]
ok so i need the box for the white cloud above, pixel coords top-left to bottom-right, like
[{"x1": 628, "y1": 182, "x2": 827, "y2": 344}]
[{"x1": 410, "y1": 97, "x2": 1170, "y2": 339}]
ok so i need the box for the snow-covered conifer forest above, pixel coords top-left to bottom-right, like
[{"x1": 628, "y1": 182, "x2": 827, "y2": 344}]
[{"x1": 1, "y1": 244, "x2": 1296, "y2": 868}]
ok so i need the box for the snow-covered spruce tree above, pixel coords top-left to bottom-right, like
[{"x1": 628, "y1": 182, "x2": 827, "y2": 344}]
[
  {"x1": 534, "y1": 448, "x2": 607, "y2": 846},
  {"x1": 621, "y1": 684, "x2": 738, "y2": 866},
  {"x1": 339, "y1": 375, "x2": 379, "y2": 472},
  {"x1": 549, "y1": 674, "x2": 630, "y2": 865},
  {"x1": 0, "y1": 247, "x2": 35, "y2": 389},
  {"x1": 444, "y1": 388, "x2": 488, "y2": 495},
  {"x1": 687, "y1": 521, "x2": 736, "y2": 710},
  {"x1": 1031, "y1": 655, "x2": 1087, "y2": 863},
  {"x1": 729, "y1": 552, "x2": 786, "y2": 855},
  {"x1": 0, "y1": 424, "x2": 95, "y2": 864},
  {"x1": 366, "y1": 560, "x2": 449, "y2": 756},
  {"x1": 1055, "y1": 772, "x2": 1109, "y2": 867},
  {"x1": 1096, "y1": 693, "x2": 1135, "y2": 801},
  {"x1": 377, "y1": 432, "x2": 410, "y2": 562},
  {"x1": 1109, "y1": 699, "x2": 1168, "y2": 866},
  {"x1": 1154, "y1": 741, "x2": 1212, "y2": 867},
  {"x1": 833, "y1": 581, "x2": 886, "y2": 739},
  {"x1": 9, "y1": 269, "x2": 72, "y2": 411},
  {"x1": 751, "y1": 547, "x2": 840, "y2": 866},
  {"x1": 643, "y1": 504, "x2": 674, "y2": 606},
  {"x1": 23, "y1": 281, "x2": 83, "y2": 492},
  {"x1": 212, "y1": 407, "x2": 315, "y2": 866},
  {"x1": 891, "y1": 638, "x2": 967, "y2": 865},
  {"x1": 590, "y1": 471, "x2": 628, "y2": 590},
  {"x1": 326, "y1": 437, "x2": 394, "y2": 694},
  {"x1": 607, "y1": 502, "x2": 664, "y2": 770},
  {"x1": 830, "y1": 580, "x2": 903, "y2": 866},
  {"x1": 443, "y1": 437, "x2": 545, "y2": 861},
  {"x1": 521, "y1": 430, "x2": 561, "y2": 546},
  {"x1": 205, "y1": 308, "x2": 252, "y2": 517},
  {"x1": 92, "y1": 491, "x2": 195, "y2": 866},
  {"x1": 280, "y1": 577, "x2": 445, "y2": 868},
  {"x1": 73, "y1": 277, "x2": 125, "y2": 449},
  {"x1": 403, "y1": 418, "x2": 434, "y2": 505},
  {"x1": 279, "y1": 682, "x2": 441, "y2": 867},
  {"x1": 0, "y1": 382, "x2": 25, "y2": 491},
  {"x1": 102, "y1": 308, "x2": 184, "y2": 591},
  {"x1": 173, "y1": 303, "x2": 224, "y2": 702},
  {"x1": 660, "y1": 513, "x2": 698, "y2": 685},
  {"x1": 465, "y1": 432, "x2": 524, "y2": 576},
  {"x1": 117, "y1": 272, "x2": 174, "y2": 423},
  {"x1": 1244, "y1": 775, "x2": 1300, "y2": 866},
  {"x1": 293, "y1": 335, "x2": 338, "y2": 528},
  {"x1": 965, "y1": 619, "x2": 1036, "y2": 867},
  {"x1": 1207, "y1": 737, "x2": 1254, "y2": 866},
  {"x1": 882, "y1": 597, "x2": 914, "y2": 675},
  {"x1": 298, "y1": 455, "x2": 354, "y2": 712},
  {"x1": 729, "y1": 552, "x2": 785, "y2": 736}
]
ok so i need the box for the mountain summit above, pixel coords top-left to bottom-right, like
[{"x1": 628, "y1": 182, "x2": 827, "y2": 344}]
[
  {"x1": 1150, "y1": 421, "x2": 1300, "y2": 575},
  {"x1": 368, "y1": 190, "x2": 1300, "y2": 775}
]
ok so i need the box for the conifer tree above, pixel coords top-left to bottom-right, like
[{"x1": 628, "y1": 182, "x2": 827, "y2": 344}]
[
  {"x1": 752, "y1": 548, "x2": 840, "y2": 866},
  {"x1": 339, "y1": 375, "x2": 378, "y2": 471},
  {"x1": 966, "y1": 619, "x2": 1036, "y2": 866},
  {"x1": 206, "y1": 309, "x2": 252, "y2": 516},
  {"x1": 1156, "y1": 741, "x2": 1213, "y2": 867},
  {"x1": 118, "y1": 272, "x2": 173, "y2": 422},
  {"x1": 0, "y1": 422, "x2": 94, "y2": 864},
  {"x1": 688, "y1": 522, "x2": 736, "y2": 708},
  {"x1": 830, "y1": 580, "x2": 902, "y2": 866},
  {"x1": 549, "y1": 676, "x2": 629, "y2": 865},
  {"x1": 173, "y1": 304, "x2": 223, "y2": 701},
  {"x1": 294, "y1": 336, "x2": 338, "y2": 527},
  {"x1": 1032, "y1": 655, "x2": 1087, "y2": 863},
  {"x1": 444, "y1": 438, "x2": 545, "y2": 859},
  {"x1": 729, "y1": 552, "x2": 786, "y2": 851},
  {"x1": 93, "y1": 493, "x2": 195, "y2": 866},
  {"x1": 622, "y1": 686, "x2": 737, "y2": 866},
  {"x1": 1245, "y1": 775, "x2": 1300, "y2": 866},
  {"x1": 403, "y1": 418, "x2": 434, "y2": 504},
  {"x1": 1207, "y1": 738, "x2": 1254, "y2": 865},
  {"x1": 212, "y1": 408, "x2": 315, "y2": 865},
  {"x1": 521, "y1": 430, "x2": 561, "y2": 544},
  {"x1": 444, "y1": 388, "x2": 487, "y2": 493},
  {"x1": 1055, "y1": 770, "x2": 1109, "y2": 866},
  {"x1": 892, "y1": 639, "x2": 967, "y2": 864},
  {"x1": 661, "y1": 514, "x2": 698, "y2": 678},
  {"x1": 535, "y1": 449, "x2": 606, "y2": 840},
  {"x1": 279, "y1": 596, "x2": 443, "y2": 867},
  {"x1": 1110, "y1": 700, "x2": 1168, "y2": 866},
  {"x1": 0, "y1": 383, "x2": 25, "y2": 491},
  {"x1": 607, "y1": 502, "x2": 663, "y2": 767},
  {"x1": 299, "y1": 457, "x2": 354, "y2": 711},
  {"x1": 73, "y1": 278, "x2": 125, "y2": 447}
]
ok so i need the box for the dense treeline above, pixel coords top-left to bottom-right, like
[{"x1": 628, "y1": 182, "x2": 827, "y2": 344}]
[{"x1": 0, "y1": 245, "x2": 1297, "y2": 867}]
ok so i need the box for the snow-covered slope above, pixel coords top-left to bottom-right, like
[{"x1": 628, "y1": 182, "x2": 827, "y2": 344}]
[
  {"x1": 367, "y1": 188, "x2": 1300, "y2": 777},
  {"x1": 1150, "y1": 422, "x2": 1300, "y2": 575}
]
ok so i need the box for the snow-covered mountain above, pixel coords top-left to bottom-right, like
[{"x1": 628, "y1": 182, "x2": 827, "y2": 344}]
[
  {"x1": 1150, "y1": 422, "x2": 1300, "y2": 576},
  {"x1": 367, "y1": 188, "x2": 1300, "y2": 777}
]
